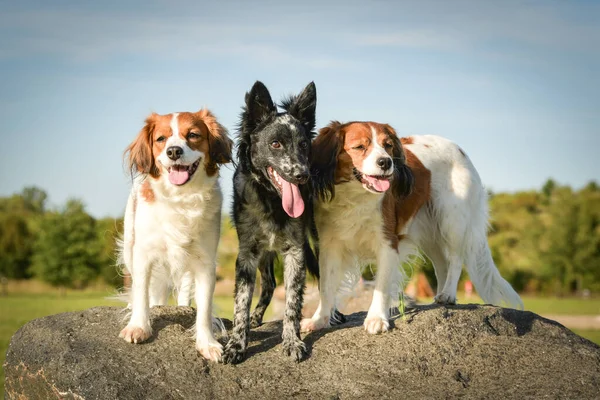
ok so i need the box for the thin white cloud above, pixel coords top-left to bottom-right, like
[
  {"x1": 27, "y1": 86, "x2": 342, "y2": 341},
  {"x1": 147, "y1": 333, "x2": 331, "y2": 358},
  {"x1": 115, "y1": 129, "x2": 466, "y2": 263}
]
[
  {"x1": 353, "y1": 1, "x2": 600, "y2": 55},
  {"x1": 0, "y1": 8, "x2": 352, "y2": 69},
  {"x1": 358, "y1": 30, "x2": 466, "y2": 50}
]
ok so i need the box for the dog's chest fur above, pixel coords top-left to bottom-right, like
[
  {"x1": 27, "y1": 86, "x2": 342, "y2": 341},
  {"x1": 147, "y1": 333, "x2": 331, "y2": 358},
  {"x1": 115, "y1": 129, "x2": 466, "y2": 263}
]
[
  {"x1": 316, "y1": 182, "x2": 385, "y2": 262},
  {"x1": 134, "y1": 175, "x2": 222, "y2": 265},
  {"x1": 233, "y1": 173, "x2": 306, "y2": 251}
]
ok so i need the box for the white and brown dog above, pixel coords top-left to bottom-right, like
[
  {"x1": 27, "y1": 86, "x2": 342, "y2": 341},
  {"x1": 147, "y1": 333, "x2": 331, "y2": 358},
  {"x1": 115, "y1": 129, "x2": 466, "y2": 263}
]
[
  {"x1": 302, "y1": 121, "x2": 523, "y2": 334},
  {"x1": 119, "y1": 109, "x2": 232, "y2": 361}
]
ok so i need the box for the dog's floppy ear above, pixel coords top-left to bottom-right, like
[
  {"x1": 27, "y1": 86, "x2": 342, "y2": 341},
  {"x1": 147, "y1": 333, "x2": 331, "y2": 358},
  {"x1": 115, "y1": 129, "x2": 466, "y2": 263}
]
[
  {"x1": 311, "y1": 121, "x2": 343, "y2": 202},
  {"x1": 125, "y1": 114, "x2": 159, "y2": 178},
  {"x1": 283, "y1": 81, "x2": 317, "y2": 135},
  {"x1": 246, "y1": 81, "x2": 276, "y2": 127},
  {"x1": 384, "y1": 124, "x2": 414, "y2": 199},
  {"x1": 198, "y1": 109, "x2": 233, "y2": 166}
]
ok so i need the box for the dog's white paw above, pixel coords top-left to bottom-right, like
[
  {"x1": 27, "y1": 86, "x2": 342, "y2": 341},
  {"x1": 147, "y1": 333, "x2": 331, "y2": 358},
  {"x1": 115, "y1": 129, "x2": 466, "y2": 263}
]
[
  {"x1": 197, "y1": 340, "x2": 223, "y2": 362},
  {"x1": 119, "y1": 324, "x2": 152, "y2": 344},
  {"x1": 363, "y1": 316, "x2": 390, "y2": 334},
  {"x1": 300, "y1": 316, "x2": 329, "y2": 333},
  {"x1": 434, "y1": 292, "x2": 457, "y2": 305}
]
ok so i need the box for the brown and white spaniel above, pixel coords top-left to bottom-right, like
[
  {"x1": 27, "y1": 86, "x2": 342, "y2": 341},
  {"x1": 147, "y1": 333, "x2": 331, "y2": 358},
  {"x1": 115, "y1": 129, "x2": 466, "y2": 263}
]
[
  {"x1": 302, "y1": 121, "x2": 522, "y2": 334},
  {"x1": 119, "y1": 109, "x2": 232, "y2": 361}
]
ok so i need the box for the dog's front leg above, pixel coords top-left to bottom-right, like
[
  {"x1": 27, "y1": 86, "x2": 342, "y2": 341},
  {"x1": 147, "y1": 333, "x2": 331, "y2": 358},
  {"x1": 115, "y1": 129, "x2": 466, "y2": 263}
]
[
  {"x1": 120, "y1": 249, "x2": 152, "y2": 343},
  {"x1": 364, "y1": 243, "x2": 408, "y2": 334},
  {"x1": 193, "y1": 261, "x2": 222, "y2": 362},
  {"x1": 281, "y1": 245, "x2": 307, "y2": 361},
  {"x1": 222, "y1": 250, "x2": 259, "y2": 364}
]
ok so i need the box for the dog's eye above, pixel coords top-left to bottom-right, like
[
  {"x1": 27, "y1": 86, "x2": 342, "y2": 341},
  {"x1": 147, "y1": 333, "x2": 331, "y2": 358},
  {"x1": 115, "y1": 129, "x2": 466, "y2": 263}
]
[
  {"x1": 156, "y1": 136, "x2": 166, "y2": 143},
  {"x1": 187, "y1": 132, "x2": 201, "y2": 140},
  {"x1": 384, "y1": 142, "x2": 393, "y2": 150},
  {"x1": 299, "y1": 141, "x2": 308, "y2": 149},
  {"x1": 353, "y1": 144, "x2": 366, "y2": 151},
  {"x1": 271, "y1": 141, "x2": 281, "y2": 149}
]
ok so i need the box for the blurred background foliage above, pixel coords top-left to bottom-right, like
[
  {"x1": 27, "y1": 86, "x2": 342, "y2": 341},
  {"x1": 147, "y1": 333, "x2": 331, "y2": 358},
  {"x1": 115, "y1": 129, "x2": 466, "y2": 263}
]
[{"x1": 1, "y1": 179, "x2": 599, "y2": 296}]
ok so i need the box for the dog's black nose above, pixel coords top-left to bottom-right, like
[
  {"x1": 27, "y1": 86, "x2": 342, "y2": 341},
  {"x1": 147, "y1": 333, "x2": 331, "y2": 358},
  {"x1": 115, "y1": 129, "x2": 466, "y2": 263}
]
[
  {"x1": 166, "y1": 146, "x2": 183, "y2": 161},
  {"x1": 377, "y1": 157, "x2": 392, "y2": 170},
  {"x1": 295, "y1": 172, "x2": 309, "y2": 184}
]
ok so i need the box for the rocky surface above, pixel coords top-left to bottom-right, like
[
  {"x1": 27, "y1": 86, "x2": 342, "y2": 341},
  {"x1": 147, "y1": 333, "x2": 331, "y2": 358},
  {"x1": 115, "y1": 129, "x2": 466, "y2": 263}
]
[{"x1": 4, "y1": 304, "x2": 600, "y2": 399}]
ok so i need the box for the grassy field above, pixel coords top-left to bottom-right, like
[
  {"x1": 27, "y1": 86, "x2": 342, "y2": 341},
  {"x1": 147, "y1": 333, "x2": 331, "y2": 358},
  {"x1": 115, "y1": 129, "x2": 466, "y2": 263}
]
[
  {"x1": 1, "y1": 290, "x2": 599, "y2": 396},
  {"x1": 0, "y1": 290, "x2": 241, "y2": 396},
  {"x1": 417, "y1": 295, "x2": 600, "y2": 315}
]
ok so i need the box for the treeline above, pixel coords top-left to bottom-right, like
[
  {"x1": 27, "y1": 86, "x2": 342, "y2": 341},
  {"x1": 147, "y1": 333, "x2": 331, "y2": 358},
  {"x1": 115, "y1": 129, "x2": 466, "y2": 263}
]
[
  {"x1": 486, "y1": 179, "x2": 600, "y2": 295},
  {"x1": 0, "y1": 187, "x2": 123, "y2": 290},
  {"x1": 1, "y1": 180, "x2": 599, "y2": 295}
]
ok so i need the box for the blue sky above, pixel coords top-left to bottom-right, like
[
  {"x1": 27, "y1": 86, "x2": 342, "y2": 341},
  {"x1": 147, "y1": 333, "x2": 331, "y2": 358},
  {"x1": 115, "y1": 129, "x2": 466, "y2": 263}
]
[{"x1": 1, "y1": 0, "x2": 598, "y2": 218}]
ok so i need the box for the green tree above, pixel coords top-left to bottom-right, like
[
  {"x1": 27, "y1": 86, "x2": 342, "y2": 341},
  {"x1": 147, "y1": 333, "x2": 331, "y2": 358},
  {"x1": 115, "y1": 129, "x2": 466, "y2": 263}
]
[
  {"x1": 96, "y1": 217, "x2": 124, "y2": 287},
  {"x1": 542, "y1": 178, "x2": 556, "y2": 201},
  {"x1": 537, "y1": 185, "x2": 598, "y2": 294},
  {"x1": 0, "y1": 213, "x2": 32, "y2": 279},
  {"x1": 0, "y1": 187, "x2": 48, "y2": 280},
  {"x1": 572, "y1": 183, "x2": 600, "y2": 291},
  {"x1": 30, "y1": 199, "x2": 100, "y2": 291}
]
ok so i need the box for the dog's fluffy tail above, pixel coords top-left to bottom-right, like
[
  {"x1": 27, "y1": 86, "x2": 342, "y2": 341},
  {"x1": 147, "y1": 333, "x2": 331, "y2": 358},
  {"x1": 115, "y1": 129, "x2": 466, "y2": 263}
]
[
  {"x1": 419, "y1": 135, "x2": 523, "y2": 310},
  {"x1": 466, "y1": 240, "x2": 523, "y2": 310},
  {"x1": 110, "y1": 190, "x2": 137, "y2": 307}
]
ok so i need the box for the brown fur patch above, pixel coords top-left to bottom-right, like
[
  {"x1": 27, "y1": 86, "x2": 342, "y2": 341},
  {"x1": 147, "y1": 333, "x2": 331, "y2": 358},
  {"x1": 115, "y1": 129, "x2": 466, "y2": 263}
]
[
  {"x1": 140, "y1": 180, "x2": 155, "y2": 203},
  {"x1": 381, "y1": 148, "x2": 431, "y2": 248},
  {"x1": 337, "y1": 122, "x2": 398, "y2": 180},
  {"x1": 125, "y1": 110, "x2": 232, "y2": 180},
  {"x1": 400, "y1": 136, "x2": 414, "y2": 145},
  {"x1": 125, "y1": 114, "x2": 160, "y2": 178},
  {"x1": 184, "y1": 109, "x2": 232, "y2": 176}
]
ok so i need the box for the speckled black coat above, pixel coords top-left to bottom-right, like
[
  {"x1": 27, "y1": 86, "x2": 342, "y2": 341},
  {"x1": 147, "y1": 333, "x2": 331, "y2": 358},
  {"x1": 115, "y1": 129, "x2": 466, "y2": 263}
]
[{"x1": 222, "y1": 81, "x2": 318, "y2": 364}]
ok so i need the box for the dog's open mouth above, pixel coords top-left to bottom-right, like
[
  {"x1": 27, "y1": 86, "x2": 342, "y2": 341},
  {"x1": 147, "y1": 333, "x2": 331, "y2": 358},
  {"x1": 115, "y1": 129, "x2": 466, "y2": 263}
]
[
  {"x1": 354, "y1": 169, "x2": 392, "y2": 193},
  {"x1": 267, "y1": 166, "x2": 305, "y2": 218},
  {"x1": 167, "y1": 159, "x2": 201, "y2": 186}
]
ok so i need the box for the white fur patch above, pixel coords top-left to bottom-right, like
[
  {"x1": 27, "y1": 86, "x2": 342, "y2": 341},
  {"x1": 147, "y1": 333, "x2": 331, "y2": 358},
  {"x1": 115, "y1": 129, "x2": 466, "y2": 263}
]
[
  {"x1": 118, "y1": 125, "x2": 224, "y2": 360},
  {"x1": 305, "y1": 134, "x2": 523, "y2": 334},
  {"x1": 361, "y1": 125, "x2": 393, "y2": 176}
]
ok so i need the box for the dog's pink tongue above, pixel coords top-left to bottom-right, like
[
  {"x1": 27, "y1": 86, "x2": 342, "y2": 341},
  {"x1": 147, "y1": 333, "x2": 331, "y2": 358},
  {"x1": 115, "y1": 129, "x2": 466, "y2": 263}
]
[
  {"x1": 364, "y1": 175, "x2": 391, "y2": 192},
  {"x1": 168, "y1": 167, "x2": 189, "y2": 185},
  {"x1": 280, "y1": 178, "x2": 305, "y2": 218}
]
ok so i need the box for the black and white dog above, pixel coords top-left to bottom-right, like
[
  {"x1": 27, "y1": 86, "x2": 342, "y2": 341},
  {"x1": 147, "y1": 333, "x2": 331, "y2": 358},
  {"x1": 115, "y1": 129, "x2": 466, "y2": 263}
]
[{"x1": 222, "y1": 81, "x2": 318, "y2": 364}]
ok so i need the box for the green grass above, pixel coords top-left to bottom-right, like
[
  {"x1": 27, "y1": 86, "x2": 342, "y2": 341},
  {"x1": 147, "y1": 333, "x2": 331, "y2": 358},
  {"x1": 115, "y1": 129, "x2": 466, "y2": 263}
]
[
  {"x1": 572, "y1": 329, "x2": 600, "y2": 346},
  {"x1": 522, "y1": 296, "x2": 600, "y2": 315},
  {"x1": 418, "y1": 294, "x2": 600, "y2": 316},
  {"x1": 0, "y1": 291, "x2": 251, "y2": 396}
]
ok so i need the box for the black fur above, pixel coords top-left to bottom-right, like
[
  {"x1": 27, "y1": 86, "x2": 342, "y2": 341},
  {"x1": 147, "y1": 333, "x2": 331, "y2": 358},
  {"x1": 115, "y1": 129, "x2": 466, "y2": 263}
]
[
  {"x1": 222, "y1": 81, "x2": 318, "y2": 364},
  {"x1": 385, "y1": 125, "x2": 415, "y2": 200}
]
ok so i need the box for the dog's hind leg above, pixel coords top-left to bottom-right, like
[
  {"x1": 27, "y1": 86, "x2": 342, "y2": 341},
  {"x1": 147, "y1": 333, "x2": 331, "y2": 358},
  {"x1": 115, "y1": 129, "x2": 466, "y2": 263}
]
[
  {"x1": 149, "y1": 275, "x2": 169, "y2": 307},
  {"x1": 420, "y1": 242, "x2": 449, "y2": 299},
  {"x1": 250, "y1": 251, "x2": 276, "y2": 328},
  {"x1": 177, "y1": 270, "x2": 193, "y2": 306},
  {"x1": 434, "y1": 254, "x2": 462, "y2": 305},
  {"x1": 281, "y1": 245, "x2": 307, "y2": 362},
  {"x1": 149, "y1": 263, "x2": 170, "y2": 307},
  {"x1": 300, "y1": 248, "x2": 343, "y2": 332},
  {"x1": 222, "y1": 248, "x2": 260, "y2": 364}
]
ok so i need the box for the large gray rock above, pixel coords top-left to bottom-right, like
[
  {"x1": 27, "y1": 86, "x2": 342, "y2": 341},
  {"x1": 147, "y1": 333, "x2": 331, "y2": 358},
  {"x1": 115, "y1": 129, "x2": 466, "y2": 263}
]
[{"x1": 4, "y1": 304, "x2": 600, "y2": 399}]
